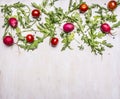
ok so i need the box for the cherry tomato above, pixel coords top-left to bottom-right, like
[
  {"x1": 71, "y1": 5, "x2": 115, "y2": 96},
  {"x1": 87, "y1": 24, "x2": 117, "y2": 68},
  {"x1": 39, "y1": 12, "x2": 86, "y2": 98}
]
[
  {"x1": 32, "y1": 9, "x2": 40, "y2": 18},
  {"x1": 107, "y1": 0, "x2": 117, "y2": 11},
  {"x1": 26, "y1": 34, "x2": 34, "y2": 43},
  {"x1": 79, "y1": 3, "x2": 88, "y2": 13},
  {"x1": 50, "y1": 37, "x2": 59, "y2": 47}
]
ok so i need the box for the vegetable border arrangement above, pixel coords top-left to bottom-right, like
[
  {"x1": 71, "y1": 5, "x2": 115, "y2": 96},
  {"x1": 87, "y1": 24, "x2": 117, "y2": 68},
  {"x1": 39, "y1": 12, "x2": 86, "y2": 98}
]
[{"x1": 0, "y1": 0, "x2": 120, "y2": 55}]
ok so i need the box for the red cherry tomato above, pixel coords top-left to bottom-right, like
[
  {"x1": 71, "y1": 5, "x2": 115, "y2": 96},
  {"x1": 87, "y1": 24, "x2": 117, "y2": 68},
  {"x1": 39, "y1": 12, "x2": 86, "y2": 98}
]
[
  {"x1": 50, "y1": 37, "x2": 59, "y2": 47},
  {"x1": 79, "y1": 3, "x2": 88, "y2": 13},
  {"x1": 26, "y1": 34, "x2": 34, "y2": 43},
  {"x1": 107, "y1": 0, "x2": 117, "y2": 11},
  {"x1": 32, "y1": 9, "x2": 40, "y2": 18}
]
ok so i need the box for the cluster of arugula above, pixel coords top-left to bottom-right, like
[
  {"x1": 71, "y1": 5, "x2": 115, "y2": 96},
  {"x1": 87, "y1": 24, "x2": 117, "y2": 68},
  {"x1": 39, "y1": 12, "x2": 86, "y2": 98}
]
[{"x1": 0, "y1": 0, "x2": 120, "y2": 55}]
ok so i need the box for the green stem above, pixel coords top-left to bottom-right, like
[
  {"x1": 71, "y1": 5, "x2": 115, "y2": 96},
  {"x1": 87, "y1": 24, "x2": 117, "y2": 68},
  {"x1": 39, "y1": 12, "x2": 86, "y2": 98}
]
[
  {"x1": 68, "y1": 4, "x2": 79, "y2": 13},
  {"x1": 79, "y1": 0, "x2": 83, "y2": 4},
  {"x1": 68, "y1": 0, "x2": 72, "y2": 11},
  {"x1": 25, "y1": 5, "x2": 31, "y2": 16},
  {"x1": 21, "y1": 29, "x2": 40, "y2": 33}
]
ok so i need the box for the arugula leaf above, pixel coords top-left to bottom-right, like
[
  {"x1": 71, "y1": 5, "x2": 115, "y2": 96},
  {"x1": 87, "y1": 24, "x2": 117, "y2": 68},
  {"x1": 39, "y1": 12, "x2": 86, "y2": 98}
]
[
  {"x1": 61, "y1": 32, "x2": 74, "y2": 51},
  {"x1": 112, "y1": 21, "x2": 120, "y2": 28},
  {"x1": 49, "y1": 0, "x2": 59, "y2": 6},
  {"x1": 0, "y1": 0, "x2": 119, "y2": 54}
]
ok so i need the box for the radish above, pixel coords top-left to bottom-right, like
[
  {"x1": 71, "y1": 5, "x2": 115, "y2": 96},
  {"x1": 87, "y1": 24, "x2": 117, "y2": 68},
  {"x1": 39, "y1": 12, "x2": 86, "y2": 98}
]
[
  {"x1": 3, "y1": 36, "x2": 14, "y2": 46},
  {"x1": 100, "y1": 23, "x2": 112, "y2": 35},
  {"x1": 8, "y1": 17, "x2": 18, "y2": 28},
  {"x1": 63, "y1": 23, "x2": 74, "y2": 33}
]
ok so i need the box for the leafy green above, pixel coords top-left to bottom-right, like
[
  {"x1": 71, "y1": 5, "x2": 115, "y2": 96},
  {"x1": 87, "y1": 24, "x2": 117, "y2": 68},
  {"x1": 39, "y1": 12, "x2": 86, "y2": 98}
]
[
  {"x1": 61, "y1": 32, "x2": 74, "y2": 51},
  {"x1": 49, "y1": 0, "x2": 59, "y2": 6},
  {"x1": 0, "y1": 0, "x2": 119, "y2": 55},
  {"x1": 112, "y1": 21, "x2": 120, "y2": 28}
]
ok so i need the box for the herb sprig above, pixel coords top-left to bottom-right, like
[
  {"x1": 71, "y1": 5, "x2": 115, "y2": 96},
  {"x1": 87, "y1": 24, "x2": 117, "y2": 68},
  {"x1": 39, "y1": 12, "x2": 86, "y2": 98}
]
[{"x1": 0, "y1": 0, "x2": 120, "y2": 55}]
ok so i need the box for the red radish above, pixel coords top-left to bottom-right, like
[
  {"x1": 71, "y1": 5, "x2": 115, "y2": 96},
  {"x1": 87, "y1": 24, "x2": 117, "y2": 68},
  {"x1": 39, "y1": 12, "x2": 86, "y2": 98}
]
[
  {"x1": 63, "y1": 23, "x2": 74, "y2": 33},
  {"x1": 100, "y1": 23, "x2": 112, "y2": 35},
  {"x1": 8, "y1": 17, "x2": 18, "y2": 28},
  {"x1": 3, "y1": 36, "x2": 14, "y2": 46}
]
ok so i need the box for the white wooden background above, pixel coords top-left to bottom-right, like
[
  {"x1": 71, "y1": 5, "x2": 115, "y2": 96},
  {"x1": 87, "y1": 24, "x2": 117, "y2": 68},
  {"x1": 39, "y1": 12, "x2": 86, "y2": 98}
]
[{"x1": 0, "y1": 0, "x2": 120, "y2": 99}]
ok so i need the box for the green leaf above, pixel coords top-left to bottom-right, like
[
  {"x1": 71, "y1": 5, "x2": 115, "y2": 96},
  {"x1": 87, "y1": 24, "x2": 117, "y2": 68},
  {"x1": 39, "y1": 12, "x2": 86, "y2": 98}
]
[
  {"x1": 102, "y1": 40, "x2": 113, "y2": 48},
  {"x1": 112, "y1": 21, "x2": 120, "y2": 28},
  {"x1": 27, "y1": 40, "x2": 39, "y2": 50},
  {"x1": 78, "y1": 45, "x2": 84, "y2": 50},
  {"x1": 79, "y1": 0, "x2": 83, "y2": 4},
  {"x1": 61, "y1": 33, "x2": 74, "y2": 50},
  {"x1": 68, "y1": 33, "x2": 74, "y2": 41},
  {"x1": 96, "y1": 32, "x2": 105, "y2": 38},
  {"x1": 42, "y1": 0, "x2": 48, "y2": 7},
  {"x1": 16, "y1": 27, "x2": 25, "y2": 41},
  {"x1": 49, "y1": 0, "x2": 59, "y2": 6},
  {"x1": 31, "y1": 2, "x2": 41, "y2": 9}
]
